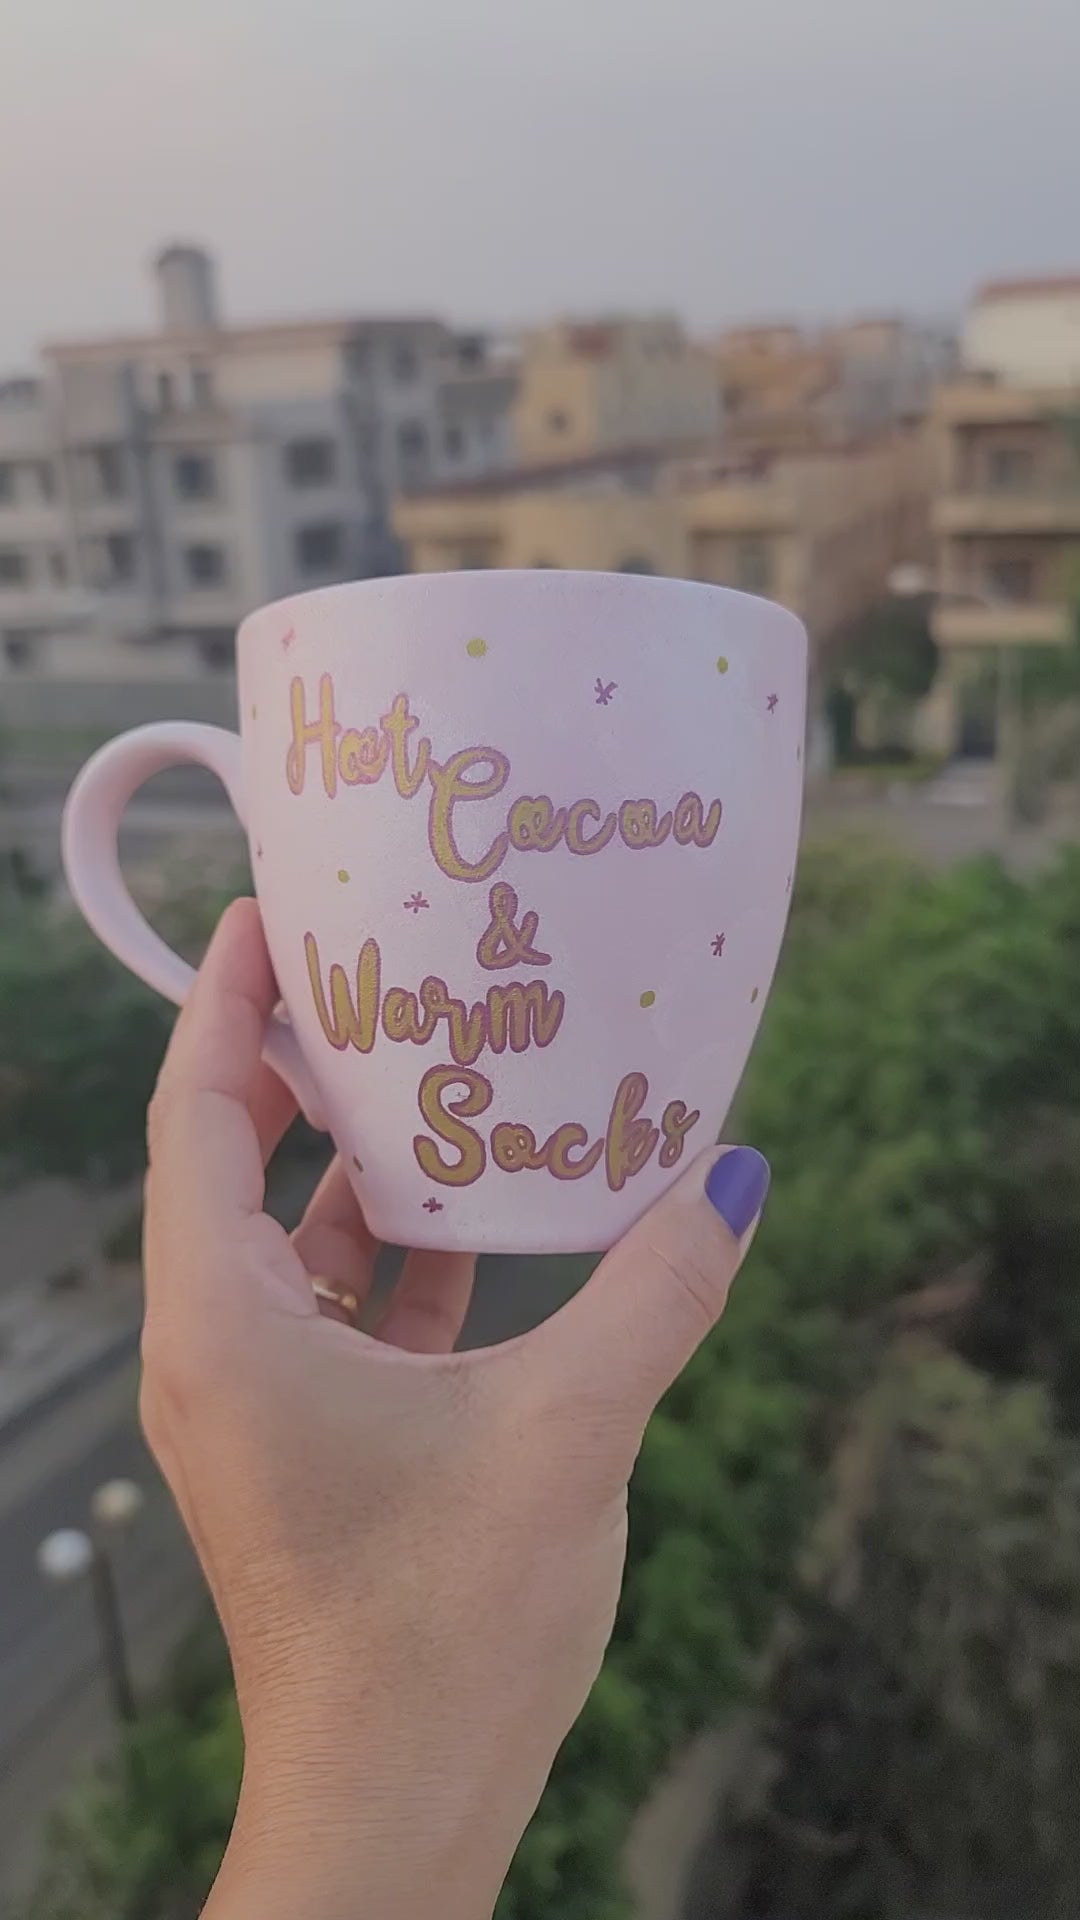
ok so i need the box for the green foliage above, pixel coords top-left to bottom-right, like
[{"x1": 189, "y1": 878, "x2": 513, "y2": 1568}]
[
  {"x1": 728, "y1": 1348, "x2": 1080, "y2": 1920},
  {"x1": 24, "y1": 1697, "x2": 242, "y2": 1920},
  {"x1": 23, "y1": 842, "x2": 1080, "y2": 1920},
  {"x1": 0, "y1": 874, "x2": 243, "y2": 1187},
  {"x1": 834, "y1": 595, "x2": 940, "y2": 705}
]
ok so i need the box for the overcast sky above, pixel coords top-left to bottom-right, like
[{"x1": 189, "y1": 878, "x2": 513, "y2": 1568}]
[{"x1": 2, "y1": 0, "x2": 1077, "y2": 368}]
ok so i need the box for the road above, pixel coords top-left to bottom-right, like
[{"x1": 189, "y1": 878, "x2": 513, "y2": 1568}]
[{"x1": 0, "y1": 1357, "x2": 203, "y2": 1899}]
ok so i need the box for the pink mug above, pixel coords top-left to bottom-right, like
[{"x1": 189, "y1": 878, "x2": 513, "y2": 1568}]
[{"x1": 62, "y1": 570, "x2": 806, "y2": 1254}]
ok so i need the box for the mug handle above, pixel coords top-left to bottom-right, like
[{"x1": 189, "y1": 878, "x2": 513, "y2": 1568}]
[{"x1": 61, "y1": 722, "x2": 326, "y2": 1127}]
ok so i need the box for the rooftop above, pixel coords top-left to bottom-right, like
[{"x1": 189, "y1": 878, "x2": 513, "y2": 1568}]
[
  {"x1": 44, "y1": 312, "x2": 450, "y2": 362},
  {"x1": 975, "y1": 274, "x2": 1080, "y2": 304}
]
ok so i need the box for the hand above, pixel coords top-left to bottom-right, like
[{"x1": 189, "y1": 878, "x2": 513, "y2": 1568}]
[{"x1": 141, "y1": 900, "x2": 770, "y2": 1920}]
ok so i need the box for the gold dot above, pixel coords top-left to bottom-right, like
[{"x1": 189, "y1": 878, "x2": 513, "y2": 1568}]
[
  {"x1": 466, "y1": 636, "x2": 488, "y2": 658},
  {"x1": 337, "y1": 868, "x2": 350, "y2": 884},
  {"x1": 716, "y1": 655, "x2": 729, "y2": 674},
  {"x1": 639, "y1": 990, "x2": 656, "y2": 1009},
  {"x1": 751, "y1": 987, "x2": 760, "y2": 1003}
]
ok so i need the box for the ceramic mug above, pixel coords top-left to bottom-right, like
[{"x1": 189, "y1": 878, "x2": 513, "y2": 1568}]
[{"x1": 62, "y1": 570, "x2": 806, "y2": 1254}]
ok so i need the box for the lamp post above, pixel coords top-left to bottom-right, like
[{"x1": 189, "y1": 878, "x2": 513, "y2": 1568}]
[{"x1": 38, "y1": 1477, "x2": 145, "y2": 1726}]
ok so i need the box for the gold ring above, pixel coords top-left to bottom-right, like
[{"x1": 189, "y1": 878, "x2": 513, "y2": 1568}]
[{"x1": 311, "y1": 1278, "x2": 360, "y2": 1320}]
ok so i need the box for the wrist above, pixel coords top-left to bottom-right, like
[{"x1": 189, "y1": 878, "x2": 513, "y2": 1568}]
[{"x1": 204, "y1": 1706, "x2": 520, "y2": 1920}]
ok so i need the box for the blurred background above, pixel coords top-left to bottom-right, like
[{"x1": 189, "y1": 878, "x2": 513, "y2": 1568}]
[{"x1": 4, "y1": 1, "x2": 1080, "y2": 1914}]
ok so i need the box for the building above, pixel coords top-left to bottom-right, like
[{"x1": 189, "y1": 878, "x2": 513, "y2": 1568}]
[
  {"x1": 713, "y1": 317, "x2": 954, "y2": 454},
  {"x1": 394, "y1": 430, "x2": 930, "y2": 676},
  {"x1": 512, "y1": 317, "x2": 719, "y2": 467},
  {"x1": 923, "y1": 277, "x2": 1080, "y2": 757},
  {"x1": 0, "y1": 246, "x2": 515, "y2": 692}
]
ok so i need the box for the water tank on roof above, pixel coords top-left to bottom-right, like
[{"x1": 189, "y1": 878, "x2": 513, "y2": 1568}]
[{"x1": 154, "y1": 245, "x2": 219, "y2": 333}]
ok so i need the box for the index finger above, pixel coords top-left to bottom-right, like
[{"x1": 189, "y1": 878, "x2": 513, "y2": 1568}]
[{"x1": 145, "y1": 898, "x2": 278, "y2": 1253}]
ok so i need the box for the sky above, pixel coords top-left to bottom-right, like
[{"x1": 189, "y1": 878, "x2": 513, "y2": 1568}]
[{"x1": 2, "y1": 0, "x2": 1078, "y2": 368}]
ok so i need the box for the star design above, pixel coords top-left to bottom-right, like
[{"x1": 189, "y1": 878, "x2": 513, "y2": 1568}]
[
  {"x1": 711, "y1": 933, "x2": 726, "y2": 957},
  {"x1": 423, "y1": 1197, "x2": 444, "y2": 1214},
  {"x1": 404, "y1": 891, "x2": 429, "y2": 914},
  {"x1": 767, "y1": 693, "x2": 779, "y2": 713},
  {"x1": 595, "y1": 678, "x2": 617, "y2": 705},
  {"x1": 281, "y1": 626, "x2": 296, "y2": 651}
]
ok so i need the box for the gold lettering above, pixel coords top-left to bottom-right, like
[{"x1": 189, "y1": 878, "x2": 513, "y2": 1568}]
[
  {"x1": 287, "y1": 675, "x2": 337, "y2": 797},
  {"x1": 414, "y1": 1066, "x2": 490, "y2": 1186},
  {"x1": 304, "y1": 932, "x2": 379, "y2": 1053},
  {"x1": 565, "y1": 797, "x2": 617, "y2": 857},
  {"x1": 427, "y1": 747, "x2": 510, "y2": 883},
  {"x1": 382, "y1": 692, "x2": 432, "y2": 799}
]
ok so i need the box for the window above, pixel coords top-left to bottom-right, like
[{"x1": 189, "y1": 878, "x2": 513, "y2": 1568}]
[
  {"x1": 284, "y1": 439, "x2": 338, "y2": 488},
  {"x1": 49, "y1": 549, "x2": 68, "y2": 584},
  {"x1": 156, "y1": 372, "x2": 175, "y2": 412},
  {"x1": 197, "y1": 632, "x2": 233, "y2": 671},
  {"x1": 443, "y1": 425, "x2": 465, "y2": 461},
  {"x1": 3, "y1": 632, "x2": 33, "y2": 668},
  {"x1": 295, "y1": 523, "x2": 343, "y2": 573},
  {"x1": 392, "y1": 343, "x2": 419, "y2": 383},
  {"x1": 398, "y1": 421, "x2": 428, "y2": 461},
  {"x1": 185, "y1": 543, "x2": 227, "y2": 588},
  {"x1": 0, "y1": 464, "x2": 15, "y2": 504},
  {"x1": 455, "y1": 539, "x2": 494, "y2": 570},
  {"x1": 174, "y1": 452, "x2": 217, "y2": 501},
  {"x1": 0, "y1": 548, "x2": 29, "y2": 586},
  {"x1": 734, "y1": 537, "x2": 773, "y2": 596},
  {"x1": 90, "y1": 445, "x2": 126, "y2": 499},
  {"x1": 986, "y1": 557, "x2": 1035, "y2": 602},
  {"x1": 105, "y1": 532, "x2": 136, "y2": 582},
  {"x1": 987, "y1": 446, "x2": 1033, "y2": 491},
  {"x1": 191, "y1": 367, "x2": 215, "y2": 409},
  {"x1": 616, "y1": 555, "x2": 655, "y2": 576},
  {"x1": 36, "y1": 462, "x2": 55, "y2": 501}
]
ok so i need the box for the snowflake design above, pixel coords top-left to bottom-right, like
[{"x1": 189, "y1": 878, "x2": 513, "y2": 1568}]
[
  {"x1": 281, "y1": 626, "x2": 296, "y2": 652},
  {"x1": 594, "y1": 678, "x2": 617, "y2": 706},
  {"x1": 711, "y1": 933, "x2": 726, "y2": 957},
  {"x1": 404, "y1": 891, "x2": 429, "y2": 914},
  {"x1": 766, "y1": 692, "x2": 779, "y2": 713},
  {"x1": 423, "y1": 1197, "x2": 444, "y2": 1214}
]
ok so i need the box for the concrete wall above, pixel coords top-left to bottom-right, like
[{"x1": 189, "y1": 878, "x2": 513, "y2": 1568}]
[{"x1": 965, "y1": 290, "x2": 1080, "y2": 386}]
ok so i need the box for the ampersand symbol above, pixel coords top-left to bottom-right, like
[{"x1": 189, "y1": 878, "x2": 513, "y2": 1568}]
[{"x1": 476, "y1": 882, "x2": 551, "y2": 971}]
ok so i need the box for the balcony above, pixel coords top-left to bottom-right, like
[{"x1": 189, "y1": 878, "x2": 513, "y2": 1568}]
[
  {"x1": 934, "y1": 487, "x2": 1080, "y2": 536},
  {"x1": 931, "y1": 600, "x2": 1071, "y2": 649}
]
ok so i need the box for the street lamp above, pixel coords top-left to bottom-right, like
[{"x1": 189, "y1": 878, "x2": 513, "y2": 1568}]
[{"x1": 38, "y1": 1478, "x2": 145, "y2": 1726}]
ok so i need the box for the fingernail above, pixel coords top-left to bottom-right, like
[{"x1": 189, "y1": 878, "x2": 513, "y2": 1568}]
[{"x1": 705, "y1": 1148, "x2": 771, "y2": 1239}]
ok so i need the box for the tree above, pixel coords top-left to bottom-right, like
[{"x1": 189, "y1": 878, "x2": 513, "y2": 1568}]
[{"x1": 717, "y1": 1347, "x2": 1080, "y2": 1920}]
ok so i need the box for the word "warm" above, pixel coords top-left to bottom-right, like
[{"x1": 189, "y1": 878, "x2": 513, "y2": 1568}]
[
  {"x1": 286, "y1": 676, "x2": 722, "y2": 883},
  {"x1": 305, "y1": 933, "x2": 565, "y2": 1069}
]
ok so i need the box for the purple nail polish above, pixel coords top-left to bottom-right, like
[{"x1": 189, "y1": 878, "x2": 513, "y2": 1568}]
[{"x1": 705, "y1": 1148, "x2": 771, "y2": 1238}]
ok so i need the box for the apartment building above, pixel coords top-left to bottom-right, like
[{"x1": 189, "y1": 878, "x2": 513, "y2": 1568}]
[
  {"x1": 713, "y1": 317, "x2": 955, "y2": 454},
  {"x1": 0, "y1": 247, "x2": 515, "y2": 689},
  {"x1": 513, "y1": 317, "x2": 719, "y2": 466},
  {"x1": 924, "y1": 277, "x2": 1080, "y2": 756},
  {"x1": 394, "y1": 429, "x2": 930, "y2": 672}
]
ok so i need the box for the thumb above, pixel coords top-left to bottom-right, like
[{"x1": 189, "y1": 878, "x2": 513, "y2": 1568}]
[{"x1": 533, "y1": 1147, "x2": 770, "y2": 1423}]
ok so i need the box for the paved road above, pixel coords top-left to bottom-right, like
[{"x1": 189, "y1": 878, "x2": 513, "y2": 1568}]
[{"x1": 0, "y1": 1358, "x2": 203, "y2": 1900}]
